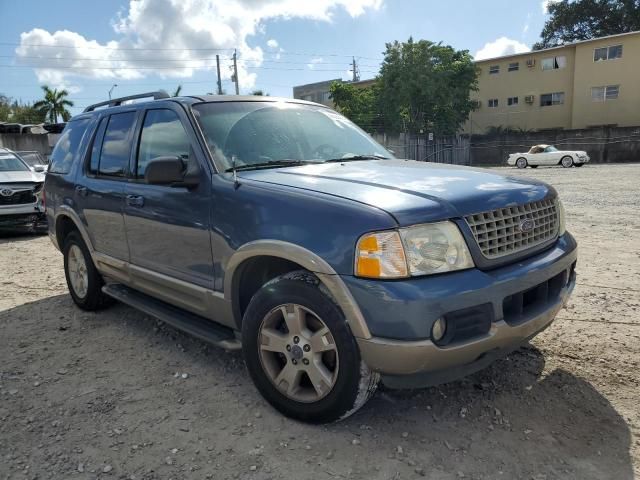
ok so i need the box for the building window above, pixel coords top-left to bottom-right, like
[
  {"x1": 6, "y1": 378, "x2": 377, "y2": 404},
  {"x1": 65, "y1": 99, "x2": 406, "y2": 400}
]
[
  {"x1": 489, "y1": 65, "x2": 500, "y2": 75},
  {"x1": 594, "y1": 44, "x2": 623, "y2": 61},
  {"x1": 488, "y1": 98, "x2": 499, "y2": 108},
  {"x1": 508, "y1": 62, "x2": 519, "y2": 72},
  {"x1": 591, "y1": 85, "x2": 620, "y2": 102},
  {"x1": 541, "y1": 56, "x2": 567, "y2": 70},
  {"x1": 507, "y1": 96, "x2": 519, "y2": 106},
  {"x1": 540, "y1": 92, "x2": 565, "y2": 106}
]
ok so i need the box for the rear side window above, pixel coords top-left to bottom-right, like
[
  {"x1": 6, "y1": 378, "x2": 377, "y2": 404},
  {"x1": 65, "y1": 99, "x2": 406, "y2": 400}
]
[
  {"x1": 98, "y1": 112, "x2": 136, "y2": 177},
  {"x1": 88, "y1": 117, "x2": 107, "y2": 175},
  {"x1": 136, "y1": 109, "x2": 190, "y2": 178},
  {"x1": 49, "y1": 118, "x2": 90, "y2": 174}
]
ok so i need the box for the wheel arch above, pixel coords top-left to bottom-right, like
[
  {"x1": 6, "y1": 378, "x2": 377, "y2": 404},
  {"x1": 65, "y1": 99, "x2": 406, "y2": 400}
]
[
  {"x1": 54, "y1": 207, "x2": 93, "y2": 253},
  {"x1": 224, "y1": 240, "x2": 371, "y2": 340}
]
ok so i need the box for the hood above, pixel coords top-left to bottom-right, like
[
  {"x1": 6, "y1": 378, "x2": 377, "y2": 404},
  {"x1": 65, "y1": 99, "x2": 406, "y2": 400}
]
[
  {"x1": 0, "y1": 169, "x2": 45, "y2": 184},
  {"x1": 239, "y1": 160, "x2": 554, "y2": 226}
]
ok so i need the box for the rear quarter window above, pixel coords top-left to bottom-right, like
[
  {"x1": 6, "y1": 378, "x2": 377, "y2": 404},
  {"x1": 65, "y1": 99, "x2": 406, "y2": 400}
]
[{"x1": 49, "y1": 118, "x2": 91, "y2": 174}]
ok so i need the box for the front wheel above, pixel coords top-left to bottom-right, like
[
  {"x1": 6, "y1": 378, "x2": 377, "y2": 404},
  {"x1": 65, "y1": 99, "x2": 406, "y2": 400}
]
[
  {"x1": 561, "y1": 156, "x2": 574, "y2": 168},
  {"x1": 516, "y1": 157, "x2": 528, "y2": 169},
  {"x1": 242, "y1": 271, "x2": 379, "y2": 423}
]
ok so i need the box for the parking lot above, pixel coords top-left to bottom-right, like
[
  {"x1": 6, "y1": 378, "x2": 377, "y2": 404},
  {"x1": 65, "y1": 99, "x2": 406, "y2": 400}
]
[{"x1": 1, "y1": 163, "x2": 639, "y2": 480}]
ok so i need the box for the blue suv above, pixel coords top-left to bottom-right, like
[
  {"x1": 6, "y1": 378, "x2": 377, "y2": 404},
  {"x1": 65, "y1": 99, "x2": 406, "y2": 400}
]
[{"x1": 44, "y1": 92, "x2": 577, "y2": 423}]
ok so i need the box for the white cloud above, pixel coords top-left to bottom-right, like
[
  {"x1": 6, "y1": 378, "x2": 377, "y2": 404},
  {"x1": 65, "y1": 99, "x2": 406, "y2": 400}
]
[
  {"x1": 15, "y1": 0, "x2": 382, "y2": 90},
  {"x1": 541, "y1": 0, "x2": 561, "y2": 14},
  {"x1": 307, "y1": 57, "x2": 323, "y2": 69},
  {"x1": 474, "y1": 37, "x2": 530, "y2": 61},
  {"x1": 266, "y1": 38, "x2": 279, "y2": 48}
]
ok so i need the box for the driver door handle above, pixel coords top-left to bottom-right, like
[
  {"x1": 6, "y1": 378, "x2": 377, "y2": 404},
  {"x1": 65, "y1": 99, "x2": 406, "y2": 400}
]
[{"x1": 126, "y1": 194, "x2": 144, "y2": 207}]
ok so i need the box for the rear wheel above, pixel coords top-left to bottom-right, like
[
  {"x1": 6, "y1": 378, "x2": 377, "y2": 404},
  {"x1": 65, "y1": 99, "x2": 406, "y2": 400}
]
[
  {"x1": 63, "y1": 231, "x2": 113, "y2": 311},
  {"x1": 561, "y1": 156, "x2": 574, "y2": 168},
  {"x1": 242, "y1": 271, "x2": 379, "y2": 423},
  {"x1": 516, "y1": 157, "x2": 528, "y2": 169}
]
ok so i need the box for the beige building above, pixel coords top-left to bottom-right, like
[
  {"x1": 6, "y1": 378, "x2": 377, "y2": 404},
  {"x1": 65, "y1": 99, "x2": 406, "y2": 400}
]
[{"x1": 467, "y1": 31, "x2": 640, "y2": 133}]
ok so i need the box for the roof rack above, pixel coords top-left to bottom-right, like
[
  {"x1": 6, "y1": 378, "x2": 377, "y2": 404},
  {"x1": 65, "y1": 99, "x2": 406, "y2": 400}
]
[{"x1": 83, "y1": 91, "x2": 170, "y2": 113}]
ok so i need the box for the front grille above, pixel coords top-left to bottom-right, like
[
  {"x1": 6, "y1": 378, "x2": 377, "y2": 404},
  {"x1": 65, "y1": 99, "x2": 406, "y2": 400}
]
[
  {"x1": 465, "y1": 198, "x2": 559, "y2": 259},
  {"x1": 0, "y1": 189, "x2": 36, "y2": 206}
]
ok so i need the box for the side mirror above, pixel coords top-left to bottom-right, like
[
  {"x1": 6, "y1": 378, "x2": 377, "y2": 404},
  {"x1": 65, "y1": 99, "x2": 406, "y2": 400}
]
[
  {"x1": 144, "y1": 156, "x2": 200, "y2": 188},
  {"x1": 33, "y1": 165, "x2": 46, "y2": 173}
]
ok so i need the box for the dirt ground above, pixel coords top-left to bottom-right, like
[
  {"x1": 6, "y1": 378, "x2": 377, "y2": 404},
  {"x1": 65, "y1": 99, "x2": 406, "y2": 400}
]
[{"x1": 1, "y1": 163, "x2": 639, "y2": 480}]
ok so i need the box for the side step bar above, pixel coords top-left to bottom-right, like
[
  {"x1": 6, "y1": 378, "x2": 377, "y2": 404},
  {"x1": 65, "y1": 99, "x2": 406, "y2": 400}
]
[{"x1": 102, "y1": 283, "x2": 241, "y2": 350}]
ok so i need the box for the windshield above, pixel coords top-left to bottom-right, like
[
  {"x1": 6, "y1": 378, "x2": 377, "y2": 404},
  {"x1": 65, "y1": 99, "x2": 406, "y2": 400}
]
[
  {"x1": 17, "y1": 151, "x2": 45, "y2": 167},
  {"x1": 0, "y1": 153, "x2": 30, "y2": 172},
  {"x1": 192, "y1": 101, "x2": 392, "y2": 170}
]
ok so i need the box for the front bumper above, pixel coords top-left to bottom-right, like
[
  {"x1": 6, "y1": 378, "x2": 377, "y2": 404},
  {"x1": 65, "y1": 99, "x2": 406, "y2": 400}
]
[
  {"x1": 0, "y1": 203, "x2": 46, "y2": 231},
  {"x1": 345, "y1": 233, "x2": 577, "y2": 387}
]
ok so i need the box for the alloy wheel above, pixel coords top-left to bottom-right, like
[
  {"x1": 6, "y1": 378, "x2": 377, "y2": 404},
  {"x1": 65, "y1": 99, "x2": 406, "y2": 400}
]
[
  {"x1": 67, "y1": 244, "x2": 88, "y2": 298},
  {"x1": 257, "y1": 303, "x2": 339, "y2": 403}
]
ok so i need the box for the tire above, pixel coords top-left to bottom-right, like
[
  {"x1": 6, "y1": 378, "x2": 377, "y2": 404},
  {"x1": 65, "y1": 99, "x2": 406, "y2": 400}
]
[
  {"x1": 516, "y1": 157, "x2": 528, "y2": 169},
  {"x1": 63, "y1": 231, "x2": 114, "y2": 311},
  {"x1": 561, "y1": 156, "x2": 574, "y2": 168},
  {"x1": 574, "y1": 162, "x2": 585, "y2": 167},
  {"x1": 241, "y1": 271, "x2": 379, "y2": 423}
]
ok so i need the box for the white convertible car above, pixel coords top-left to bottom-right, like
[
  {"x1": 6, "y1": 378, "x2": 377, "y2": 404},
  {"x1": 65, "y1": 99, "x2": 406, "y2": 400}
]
[{"x1": 507, "y1": 145, "x2": 590, "y2": 169}]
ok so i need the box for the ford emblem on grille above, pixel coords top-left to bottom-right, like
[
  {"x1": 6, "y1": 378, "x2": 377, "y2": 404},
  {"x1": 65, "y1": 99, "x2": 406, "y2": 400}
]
[
  {"x1": 0, "y1": 188, "x2": 14, "y2": 197},
  {"x1": 518, "y1": 218, "x2": 535, "y2": 233}
]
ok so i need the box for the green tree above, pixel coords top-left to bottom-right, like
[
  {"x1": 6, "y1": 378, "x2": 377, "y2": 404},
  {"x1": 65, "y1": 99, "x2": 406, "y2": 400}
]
[
  {"x1": 0, "y1": 94, "x2": 46, "y2": 124},
  {"x1": 534, "y1": 0, "x2": 640, "y2": 49},
  {"x1": 329, "y1": 81, "x2": 382, "y2": 132},
  {"x1": 33, "y1": 86, "x2": 74, "y2": 123},
  {"x1": 250, "y1": 89, "x2": 269, "y2": 96},
  {"x1": 377, "y1": 38, "x2": 479, "y2": 135}
]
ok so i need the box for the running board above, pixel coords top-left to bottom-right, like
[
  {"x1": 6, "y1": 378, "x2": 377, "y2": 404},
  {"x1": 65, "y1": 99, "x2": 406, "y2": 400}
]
[{"x1": 102, "y1": 283, "x2": 241, "y2": 350}]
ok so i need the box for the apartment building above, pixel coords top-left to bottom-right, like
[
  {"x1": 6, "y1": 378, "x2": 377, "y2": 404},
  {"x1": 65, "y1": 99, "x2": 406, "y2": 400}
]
[{"x1": 467, "y1": 31, "x2": 640, "y2": 133}]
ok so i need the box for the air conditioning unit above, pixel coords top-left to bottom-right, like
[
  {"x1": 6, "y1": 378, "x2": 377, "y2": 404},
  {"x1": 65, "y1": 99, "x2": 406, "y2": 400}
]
[
  {"x1": 525, "y1": 95, "x2": 535, "y2": 104},
  {"x1": 526, "y1": 58, "x2": 536, "y2": 68}
]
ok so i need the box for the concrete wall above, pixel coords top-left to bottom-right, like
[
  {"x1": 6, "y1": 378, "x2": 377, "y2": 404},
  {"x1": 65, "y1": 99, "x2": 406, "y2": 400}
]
[
  {"x1": 469, "y1": 126, "x2": 640, "y2": 166},
  {"x1": 0, "y1": 133, "x2": 54, "y2": 156}
]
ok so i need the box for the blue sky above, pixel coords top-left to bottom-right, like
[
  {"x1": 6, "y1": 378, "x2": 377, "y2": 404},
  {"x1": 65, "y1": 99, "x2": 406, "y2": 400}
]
[{"x1": 0, "y1": 0, "x2": 554, "y2": 116}]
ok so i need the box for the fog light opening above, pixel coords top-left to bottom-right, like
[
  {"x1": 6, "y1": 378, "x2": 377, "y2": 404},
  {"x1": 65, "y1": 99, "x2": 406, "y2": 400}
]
[{"x1": 431, "y1": 317, "x2": 447, "y2": 343}]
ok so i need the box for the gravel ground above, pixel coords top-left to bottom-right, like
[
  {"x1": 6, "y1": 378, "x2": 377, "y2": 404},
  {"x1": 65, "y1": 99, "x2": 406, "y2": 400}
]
[{"x1": 1, "y1": 163, "x2": 639, "y2": 480}]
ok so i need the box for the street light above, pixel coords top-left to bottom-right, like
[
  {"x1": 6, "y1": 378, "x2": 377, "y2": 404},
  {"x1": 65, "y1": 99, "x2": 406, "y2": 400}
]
[{"x1": 108, "y1": 84, "x2": 118, "y2": 100}]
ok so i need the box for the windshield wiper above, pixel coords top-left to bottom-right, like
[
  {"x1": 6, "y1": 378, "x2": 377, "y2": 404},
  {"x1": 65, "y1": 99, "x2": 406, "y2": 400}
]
[
  {"x1": 225, "y1": 159, "x2": 312, "y2": 172},
  {"x1": 324, "y1": 154, "x2": 389, "y2": 163}
]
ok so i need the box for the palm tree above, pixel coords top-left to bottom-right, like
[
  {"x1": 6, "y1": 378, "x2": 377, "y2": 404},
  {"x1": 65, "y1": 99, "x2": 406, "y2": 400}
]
[
  {"x1": 33, "y1": 86, "x2": 74, "y2": 123},
  {"x1": 172, "y1": 85, "x2": 183, "y2": 97}
]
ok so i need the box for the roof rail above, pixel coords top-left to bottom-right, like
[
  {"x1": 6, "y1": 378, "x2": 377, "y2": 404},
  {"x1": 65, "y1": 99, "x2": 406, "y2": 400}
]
[{"x1": 83, "y1": 91, "x2": 170, "y2": 113}]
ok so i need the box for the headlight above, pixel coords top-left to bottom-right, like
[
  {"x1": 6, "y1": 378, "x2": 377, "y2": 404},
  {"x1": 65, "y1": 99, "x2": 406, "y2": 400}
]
[
  {"x1": 355, "y1": 221, "x2": 474, "y2": 279},
  {"x1": 557, "y1": 198, "x2": 566, "y2": 235},
  {"x1": 400, "y1": 221, "x2": 474, "y2": 276}
]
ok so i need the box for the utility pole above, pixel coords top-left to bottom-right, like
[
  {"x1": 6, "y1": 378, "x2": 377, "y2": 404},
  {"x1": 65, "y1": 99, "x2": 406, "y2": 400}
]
[
  {"x1": 351, "y1": 57, "x2": 359, "y2": 82},
  {"x1": 215, "y1": 55, "x2": 223, "y2": 95},
  {"x1": 232, "y1": 50, "x2": 240, "y2": 95}
]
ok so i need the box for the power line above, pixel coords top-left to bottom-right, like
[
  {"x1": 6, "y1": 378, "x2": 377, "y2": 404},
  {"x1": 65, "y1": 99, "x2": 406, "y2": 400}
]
[{"x1": 0, "y1": 42, "x2": 384, "y2": 61}]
